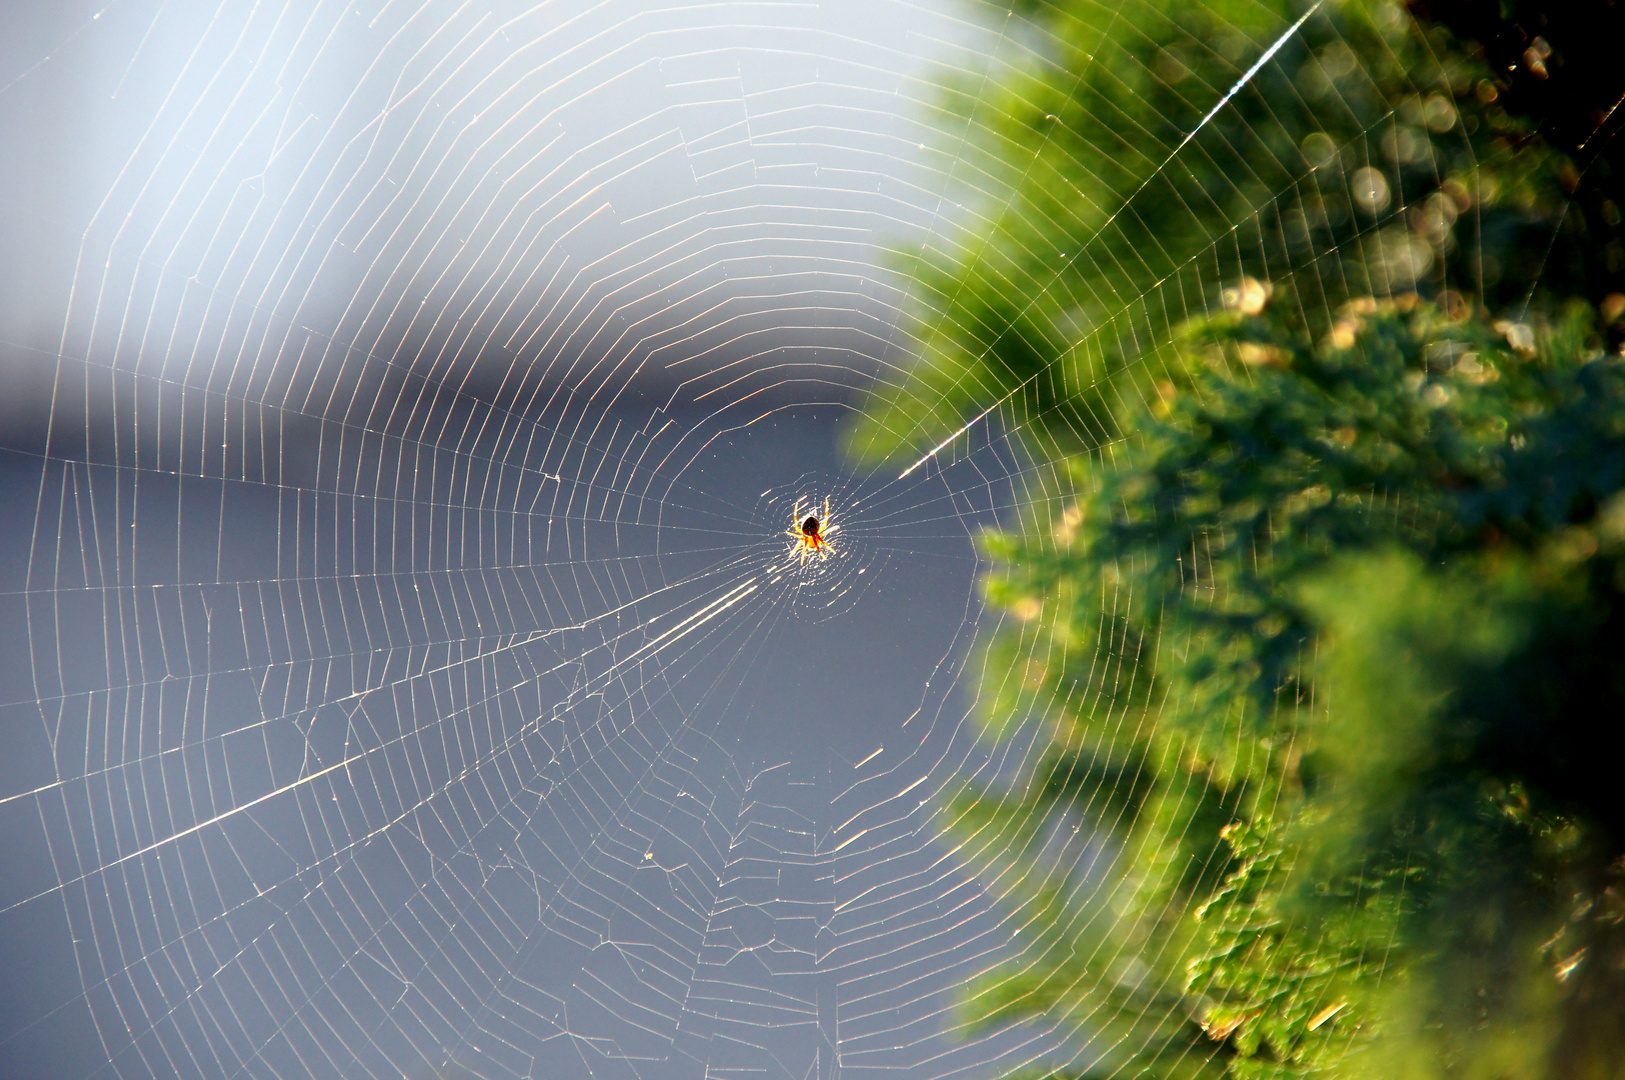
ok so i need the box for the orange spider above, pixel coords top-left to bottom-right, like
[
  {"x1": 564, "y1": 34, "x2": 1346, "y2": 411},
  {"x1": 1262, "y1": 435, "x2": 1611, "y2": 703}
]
[{"x1": 787, "y1": 498, "x2": 834, "y2": 563}]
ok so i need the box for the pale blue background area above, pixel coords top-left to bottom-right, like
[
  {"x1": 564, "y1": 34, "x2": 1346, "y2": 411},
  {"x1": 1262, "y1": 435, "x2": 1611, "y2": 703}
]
[{"x1": 0, "y1": 2, "x2": 1090, "y2": 1078}]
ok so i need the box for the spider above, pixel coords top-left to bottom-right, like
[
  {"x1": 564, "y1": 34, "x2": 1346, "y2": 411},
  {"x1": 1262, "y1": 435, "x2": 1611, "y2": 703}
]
[{"x1": 787, "y1": 498, "x2": 835, "y2": 563}]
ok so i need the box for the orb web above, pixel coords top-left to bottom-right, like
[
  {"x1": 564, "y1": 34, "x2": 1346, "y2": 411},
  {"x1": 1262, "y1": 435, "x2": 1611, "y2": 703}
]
[{"x1": 0, "y1": 1, "x2": 1484, "y2": 1078}]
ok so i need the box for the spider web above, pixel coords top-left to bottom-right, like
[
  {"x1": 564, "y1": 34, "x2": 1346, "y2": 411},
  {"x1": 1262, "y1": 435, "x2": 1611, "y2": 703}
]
[{"x1": 0, "y1": 1, "x2": 1469, "y2": 1078}]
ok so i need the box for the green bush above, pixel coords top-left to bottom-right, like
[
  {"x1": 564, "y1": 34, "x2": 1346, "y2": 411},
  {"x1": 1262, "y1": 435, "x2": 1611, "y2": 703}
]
[
  {"x1": 858, "y1": 2, "x2": 1625, "y2": 1073},
  {"x1": 951, "y1": 295, "x2": 1625, "y2": 1078}
]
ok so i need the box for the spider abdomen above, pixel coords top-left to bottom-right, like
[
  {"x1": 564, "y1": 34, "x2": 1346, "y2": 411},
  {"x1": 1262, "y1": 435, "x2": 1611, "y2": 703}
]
[{"x1": 788, "y1": 501, "x2": 833, "y2": 561}]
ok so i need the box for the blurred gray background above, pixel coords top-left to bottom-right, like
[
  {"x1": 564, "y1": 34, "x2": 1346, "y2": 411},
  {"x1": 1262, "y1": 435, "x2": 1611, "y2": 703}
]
[{"x1": 0, "y1": 3, "x2": 1081, "y2": 1080}]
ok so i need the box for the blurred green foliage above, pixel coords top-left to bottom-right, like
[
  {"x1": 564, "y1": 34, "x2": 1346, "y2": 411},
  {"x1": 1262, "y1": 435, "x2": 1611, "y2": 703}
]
[
  {"x1": 856, "y1": 0, "x2": 1625, "y2": 1076},
  {"x1": 847, "y1": 0, "x2": 1620, "y2": 467},
  {"x1": 963, "y1": 297, "x2": 1625, "y2": 1077}
]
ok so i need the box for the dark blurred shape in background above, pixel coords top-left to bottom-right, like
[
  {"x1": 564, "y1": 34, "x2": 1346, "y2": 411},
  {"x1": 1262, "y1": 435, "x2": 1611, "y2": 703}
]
[{"x1": 1409, "y1": 0, "x2": 1625, "y2": 343}]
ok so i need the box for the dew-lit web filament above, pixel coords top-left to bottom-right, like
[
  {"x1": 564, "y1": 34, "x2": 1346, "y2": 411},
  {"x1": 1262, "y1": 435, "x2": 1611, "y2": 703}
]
[{"x1": 899, "y1": 1, "x2": 1324, "y2": 480}]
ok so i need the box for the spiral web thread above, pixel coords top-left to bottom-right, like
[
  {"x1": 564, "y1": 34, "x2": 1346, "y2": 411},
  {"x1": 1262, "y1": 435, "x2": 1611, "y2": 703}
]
[{"x1": 0, "y1": 1, "x2": 1461, "y2": 1078}]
